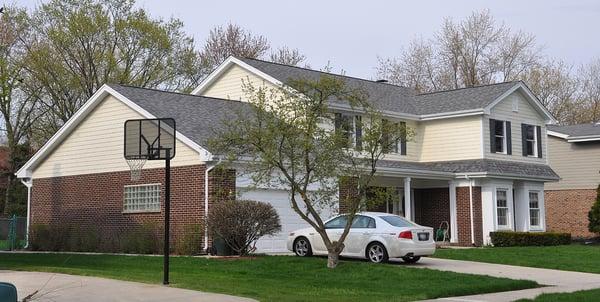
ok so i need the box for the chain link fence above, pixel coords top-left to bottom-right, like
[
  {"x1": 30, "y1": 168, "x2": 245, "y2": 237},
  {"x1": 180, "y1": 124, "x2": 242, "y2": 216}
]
[{"x1": 0, "y1": 215, "x2": 26, "y2": 250}]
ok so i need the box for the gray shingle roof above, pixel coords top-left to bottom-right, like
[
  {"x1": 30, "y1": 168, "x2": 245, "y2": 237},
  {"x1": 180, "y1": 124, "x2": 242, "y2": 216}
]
[
  {"x1": 240, "y1": 57, "x2": 520, "y2": 116},
  {"x1": 378, "y1": 158, "x2": 559, "y2": 180},
  {"x1": 548, "y1": 123, "x2": 600, "y2": 137},
  {"x1": 110, "y1": 84, "x2": 252, "y2": 149}
]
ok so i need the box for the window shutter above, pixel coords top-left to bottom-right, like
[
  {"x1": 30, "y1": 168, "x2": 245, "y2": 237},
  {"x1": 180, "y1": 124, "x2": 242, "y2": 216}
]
[
  {"x1": 536, "y1": 126, "x2": 542, "y2": 158},
  {"x1": 400, "y1": 121, "x2": 407, "y2": 155},
  {"x1": 355, "y1": 116, "x2": 362, "y2": 151},
  {"x1": 489, "y1": 119, "x2": 496, "y2": 153},
  {"x1": 521, "y1": 123, "x2": 528, "y2": 156},
  {"x1": 506, "y1": 121, "x2": 512, "y2": 155},
  {"x1": 334, "y1": 113, "x2": 342, "y2": 132}
]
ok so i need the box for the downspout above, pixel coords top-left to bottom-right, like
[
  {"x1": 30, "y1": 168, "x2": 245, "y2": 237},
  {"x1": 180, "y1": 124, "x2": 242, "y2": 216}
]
[
  {"x1": 465, "y1": 174, "x2": 475, "y2": 245},
  {"x1": 203, "y1": 158, "x2": 222, "y2": 253},
  {"x1": 20, "y1": 178, "x2": 32, "y2": 249}
]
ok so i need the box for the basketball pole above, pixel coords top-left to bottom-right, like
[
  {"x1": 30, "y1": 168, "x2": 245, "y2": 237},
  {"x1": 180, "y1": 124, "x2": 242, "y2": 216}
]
[{"x1": 163, "y1": 148, "x2": 171, "y2": 285}]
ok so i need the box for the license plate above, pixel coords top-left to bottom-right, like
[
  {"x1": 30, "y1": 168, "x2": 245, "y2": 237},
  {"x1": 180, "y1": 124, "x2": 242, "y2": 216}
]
[{"x1": 418, "y1": 232, "x2": 429, "y2": 241}]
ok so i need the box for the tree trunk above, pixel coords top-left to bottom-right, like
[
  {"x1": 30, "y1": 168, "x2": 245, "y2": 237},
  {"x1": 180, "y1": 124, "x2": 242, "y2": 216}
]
[{"x1": 327, "y1": 251, "x2": 339, "y2": 269}]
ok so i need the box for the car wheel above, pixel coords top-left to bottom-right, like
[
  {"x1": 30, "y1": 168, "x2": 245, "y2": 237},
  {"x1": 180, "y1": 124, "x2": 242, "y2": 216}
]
[
  {"x1": 366, "y1": 242, "x2": 389, "y2": 263},
  {"x1": 402, "y1": 256, "x2": 421, "y2": 263},
  {"x1": 293, "y1": 237, "x2": 312, "y2": 257}
]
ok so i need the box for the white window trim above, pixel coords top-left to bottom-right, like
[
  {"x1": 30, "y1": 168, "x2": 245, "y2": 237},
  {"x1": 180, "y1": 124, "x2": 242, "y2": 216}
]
[
  {"x1": 494, "y1": 121, "x2": 508, "y2": 155},
  {"x1": 528, "y1": 190, "x2": 543, "y2": 230},
  {"x1": 123, "y1": 183, "x2": 162, "y2": 214},
  {"x1": 494, "y1": 188, "x2": 512, "y2": 230}
]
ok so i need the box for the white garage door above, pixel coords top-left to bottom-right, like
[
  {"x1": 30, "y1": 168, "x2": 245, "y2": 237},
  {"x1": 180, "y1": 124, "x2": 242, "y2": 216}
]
[{"x1": 238, "y1": 189, "x2": 332, "y2": 253}]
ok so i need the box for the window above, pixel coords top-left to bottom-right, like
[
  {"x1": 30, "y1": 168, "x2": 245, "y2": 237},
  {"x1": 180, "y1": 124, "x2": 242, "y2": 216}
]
[
  {"x1": 381, "y1": 119, "x2": 406, "y2": 154},
  {"x1": 335, "y1": 113, "x2": 361, "y2": 149},
  {"x1": 123, "y1": 184, "x2": 161, "y2": 213},
  {"x1": 496, "y1": 189, "x2": 509, "y2": 227},
  {"x1": 351, "y1": 215, "x2": 376, "y2": 228},
  {"x1": 529, "y1": 191, "x2": 540, "y2": 227},
  {"x1": 525, "y1": 125, "x2": 537, "y2": 156},
  {"x1": 494, "y1": 120, "x2": 506, "y2": 153},
  {"x1": 325, "y1": 215, "x2": 348, "y2": 229}
]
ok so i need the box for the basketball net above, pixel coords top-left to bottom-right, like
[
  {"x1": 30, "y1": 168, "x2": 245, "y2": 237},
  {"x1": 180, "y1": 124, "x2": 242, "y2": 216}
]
[{"x1": 126, "y1": 158, "x2": 147, "y2": 181}]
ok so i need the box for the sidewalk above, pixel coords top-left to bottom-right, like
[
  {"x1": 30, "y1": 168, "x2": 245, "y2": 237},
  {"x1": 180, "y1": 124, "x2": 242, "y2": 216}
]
[{"x1": 412, "y1": 257, "x2": 600, "y2": 302}]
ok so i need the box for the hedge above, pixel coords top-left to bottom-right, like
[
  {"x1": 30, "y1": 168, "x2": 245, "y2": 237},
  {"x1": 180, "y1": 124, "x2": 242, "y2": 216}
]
[{"x1": 490, "y1": 231, "x2": 571, "y2": 247}]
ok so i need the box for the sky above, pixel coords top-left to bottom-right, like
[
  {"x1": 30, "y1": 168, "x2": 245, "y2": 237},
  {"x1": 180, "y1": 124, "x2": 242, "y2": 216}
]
[{"x1": 16, "y1": 0, "x2": 600, "y2": 80}]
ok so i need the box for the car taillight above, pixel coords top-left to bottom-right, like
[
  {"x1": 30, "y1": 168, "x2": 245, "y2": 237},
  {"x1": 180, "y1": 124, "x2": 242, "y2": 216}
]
[{"x1": 398, "y1": 231, "x2": 413, "y2": 239}]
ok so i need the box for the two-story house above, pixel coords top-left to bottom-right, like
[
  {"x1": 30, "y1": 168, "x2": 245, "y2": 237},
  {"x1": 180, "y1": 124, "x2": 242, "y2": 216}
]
[{"x1": 16, "y1": 56, "x2": 558, "y2": 252}]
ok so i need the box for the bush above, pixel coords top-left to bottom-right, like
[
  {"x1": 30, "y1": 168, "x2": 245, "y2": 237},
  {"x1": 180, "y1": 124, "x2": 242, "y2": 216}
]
[
  {"x1": 490, "y1": 231, "x2": 571, "y2": 247},
  {"x1": 120, "y1": 222, "x2": 163, "y2": 254},
  {"x1": 588, "y1": 185, "x2": 600, "y2": 234},
  {"x1": 208, "y1": 200, "x2": 281, "y2": 255},
  {"x1": 175, "y1": 223, "x2": 204, "y2": 255}
]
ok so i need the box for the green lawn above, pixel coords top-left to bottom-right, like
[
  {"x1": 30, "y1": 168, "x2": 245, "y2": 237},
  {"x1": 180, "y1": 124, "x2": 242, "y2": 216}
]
[
  {"x1": 0, "y1": 253, "x2": 538, "y2": 302},
  {"x1": 434, "y1": 244, "x2": 600, "y2": 274},
  {"x1": 516, "y1": 288, "x2": 600, "y2": 302}
]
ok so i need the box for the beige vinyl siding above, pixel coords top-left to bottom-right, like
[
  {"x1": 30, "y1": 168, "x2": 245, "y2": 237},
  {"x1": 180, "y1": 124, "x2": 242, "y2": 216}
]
[
  {"x1": 418, "y1": 115, "x2": 482, "y2": 162},
  {"x1": 382, "y1": 120, "x2": 419, "y2": 161},
  {"x1": 32, "y1": 95, "x2": 201, "y2": 179},
  {"x1": 484, "y1": 91, "x2": 547, "y2": 164},
  {"x1": 546, "y1": 136, "x2": 600, "y2": 190},
  {"x1": 202, "y1": 64, "x2": 277, "y2": 101}
]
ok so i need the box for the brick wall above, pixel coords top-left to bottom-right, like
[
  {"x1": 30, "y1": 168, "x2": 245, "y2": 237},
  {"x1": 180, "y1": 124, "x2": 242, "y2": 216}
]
[
  {"x1": 30, "y1": 165, "x2": 237, "y2": 251},
  {"x1": 414, "y1": 188, "x2": 450, "y2": 233},
  {"x1": 456, "y1": 186, "x2": 483, "y2": 246},
  {"x1": 545, "y1": 189, "x2": 596, "y2": 238},
  {"x1": 338, "y1": 177, "x2": 359, "y2": 213}
]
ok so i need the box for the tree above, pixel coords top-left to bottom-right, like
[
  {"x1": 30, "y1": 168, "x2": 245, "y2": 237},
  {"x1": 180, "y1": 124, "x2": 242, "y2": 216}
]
[
  {"x1": 210, "y1": 76, "x2": 409, "y2": 268},
  {"x1": 269, "y1": 46, "x2": 307, "y2": 66},
  {"x1": 577, "y1": 58, "x2": 600, "y2": 124},
  {"x1": 25, "y1": 0, "x2": 200, "y2": 141},
  {"x1": 0, "y1": 6, "x2": 40, "y2": 214},
  {"x1": 588, "y1": 184, "x2": 600, "y2": 235},
  {"x1": 201, "y1": 23, "x2": 270, "y2": 71},
  {"x1": 377, "y1": 10, "x2": 541, "y2": 91}
]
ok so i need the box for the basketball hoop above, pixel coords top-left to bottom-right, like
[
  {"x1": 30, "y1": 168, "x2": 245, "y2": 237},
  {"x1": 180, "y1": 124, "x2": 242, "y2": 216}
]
[{"x1": 126, "y1": 157, "x2": 147, "y2": 181}]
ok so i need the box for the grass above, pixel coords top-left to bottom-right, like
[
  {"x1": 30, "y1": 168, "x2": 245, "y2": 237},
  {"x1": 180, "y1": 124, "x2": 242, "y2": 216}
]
[
  {"x1": 516, "y1": 288, "x2": 600, "y2": 302},
  {"x1": 0, "y1": 253, "x2": 538, "y2": 302},
  {"x1": 434, "y1": 244, "x2": 600, "y2": 274}
]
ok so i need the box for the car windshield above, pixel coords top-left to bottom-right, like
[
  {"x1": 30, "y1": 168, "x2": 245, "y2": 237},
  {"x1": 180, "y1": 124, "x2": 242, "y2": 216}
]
[{"x1": 380, "y1": 215, "x2": 416, "y2": 227}]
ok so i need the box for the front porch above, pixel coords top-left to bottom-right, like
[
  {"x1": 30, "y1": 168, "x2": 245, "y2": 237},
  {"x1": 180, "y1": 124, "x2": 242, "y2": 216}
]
[{"x1": 340, "y1": 175, "x2": 548, "y2": 246}]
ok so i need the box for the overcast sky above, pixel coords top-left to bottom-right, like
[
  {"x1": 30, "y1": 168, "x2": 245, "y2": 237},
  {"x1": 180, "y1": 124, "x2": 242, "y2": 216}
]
[{"x1": 17, "y1": 0, "x2": 600, "y2": 79}]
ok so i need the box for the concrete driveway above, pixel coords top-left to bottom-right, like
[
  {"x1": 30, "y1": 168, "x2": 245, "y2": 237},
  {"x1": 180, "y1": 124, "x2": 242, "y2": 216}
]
[
  {"x1": 0, "y1": 270, "x2": 256, "y2": 302},
  {"x1": 411, "y1": 257, "x2": 600, "y2": 302}
]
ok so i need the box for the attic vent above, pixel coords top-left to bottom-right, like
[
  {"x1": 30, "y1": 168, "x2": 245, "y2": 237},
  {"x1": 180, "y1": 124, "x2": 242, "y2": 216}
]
[{"x1": 376, "y1": 79, "x2": 388, "y2": 83}]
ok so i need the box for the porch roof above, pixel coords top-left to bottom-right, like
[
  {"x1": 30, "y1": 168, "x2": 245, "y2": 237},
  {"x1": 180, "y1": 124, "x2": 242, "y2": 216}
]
[{"x1": 377, "y1": 158, "x2": 559, "y2": 181}]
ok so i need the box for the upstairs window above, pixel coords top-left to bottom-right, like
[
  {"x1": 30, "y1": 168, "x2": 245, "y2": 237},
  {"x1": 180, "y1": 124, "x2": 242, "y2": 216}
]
[
  {"x1": 522, "y1": 124, "x2": 542, "y2": 158},
  {"x1": 335, "y1": 113, "x2": 362, "y2": 150},
  {"x1": 489, "y1": 119, "x2": 511, "y2": 154},
  {"x1": 381, "y1": 119, "x2": 407, "y2": 155}
]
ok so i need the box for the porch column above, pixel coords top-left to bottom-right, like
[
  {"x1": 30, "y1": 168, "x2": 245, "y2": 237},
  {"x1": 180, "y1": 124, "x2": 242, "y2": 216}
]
[
  {"x1": 448, "y1": 181, "x2": 458, "y2": 243},
  {"x1": 404, "y1": 177, "x2": 412, "y2": 221}
]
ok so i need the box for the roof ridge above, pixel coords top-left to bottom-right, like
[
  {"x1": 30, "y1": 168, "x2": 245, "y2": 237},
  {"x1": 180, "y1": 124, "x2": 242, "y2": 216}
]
[
  {"x1": 416, "y1": 81, "x2": 519, "y2": 96},
  {"x1": 240, "y1": 57, "x2": 413, "y2": 90},
  {"x1": 109, "y1": 83, "x2": 248, "y2": 104}
]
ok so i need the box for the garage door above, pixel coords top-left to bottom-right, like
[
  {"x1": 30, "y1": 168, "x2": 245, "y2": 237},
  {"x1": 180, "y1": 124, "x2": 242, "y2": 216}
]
[{"x1": 239, "y1": 189, "x2": 333, "y2": 253}]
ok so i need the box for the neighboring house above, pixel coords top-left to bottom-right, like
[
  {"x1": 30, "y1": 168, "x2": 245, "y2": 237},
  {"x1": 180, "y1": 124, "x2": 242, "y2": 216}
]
[
  {"x1": 546, "y1": 124, "x2": 600, "y2": 238},
  {"x1": 17, "y1": 56, "x2": 558, "y2": 252}
]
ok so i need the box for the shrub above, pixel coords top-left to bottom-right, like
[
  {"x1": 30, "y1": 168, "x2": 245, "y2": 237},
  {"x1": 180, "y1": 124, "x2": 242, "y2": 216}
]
[
  {"x1": 588, "y1": 185, "x2": 600, "y2": 234},
  {"x1": 208, "y1": 199, "x2": 281, "y2": 255},
  {"x1": 120, "y1": 222, "x2": 163, "y2": 254},
  {"x1": 490, "y1": 231, "x2": 571, "y2": 247},
  {"x1": 175, "y1": 223, "x2": 204, "y2": 255}
]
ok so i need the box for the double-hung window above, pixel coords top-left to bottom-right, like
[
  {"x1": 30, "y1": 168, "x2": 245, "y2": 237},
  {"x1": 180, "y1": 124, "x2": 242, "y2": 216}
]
[
  {"x1": 522, "y1": 124, "x2": 542, "y2": 158},
  {"x1": 381, "y1": 119, "x2": 407, "y2": 155},
  {"x1": 490, "y1": 119, "x2": 511, "y2": 154},
  {"x1": 496, "y1": 189, "x2": 509, "y2": 227},
  {"x1": 123, "y1": 184, "x2": 161, "y2": 213},
  {"x1": 529, "y1": 191, "x2": 541, "y2": 228},
  {"x1": 335, "y1": 113, "x2": 362, "y2": 149}
]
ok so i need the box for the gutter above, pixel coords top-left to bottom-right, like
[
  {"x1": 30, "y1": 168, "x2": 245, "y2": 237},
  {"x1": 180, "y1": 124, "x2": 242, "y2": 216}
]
[{"x1": 20, "y1": 178, "x2": 32, "y2": 248}]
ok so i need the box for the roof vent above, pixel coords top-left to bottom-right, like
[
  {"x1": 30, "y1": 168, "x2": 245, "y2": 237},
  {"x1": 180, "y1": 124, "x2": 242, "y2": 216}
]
[{"x1": 376, "y1": 79, "x2": 388, "y2": 83}]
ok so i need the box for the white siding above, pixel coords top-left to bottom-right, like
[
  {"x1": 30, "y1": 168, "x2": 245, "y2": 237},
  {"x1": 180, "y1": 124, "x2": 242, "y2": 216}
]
[
  {"x1": 546, "y1": 136, "x2": 600, "y2": 190},
  {"x1": 32, "y1": 95, "x2": 202, "y2": 179},
  {"x1": 418, "y1": 116, "x2": 482, "y2": 162},
  {"x1": 484, "y1": 91, "x2": 547, "y2": 164},
  {"x1": 202, "y1": 64, "x2": 276, "y2": 101}
]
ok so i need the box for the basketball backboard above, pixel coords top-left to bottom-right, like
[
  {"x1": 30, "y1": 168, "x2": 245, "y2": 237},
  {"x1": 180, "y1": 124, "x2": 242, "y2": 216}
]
[{"x1": 124, "y1": 118, "x2": 176, "y2": 160}]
